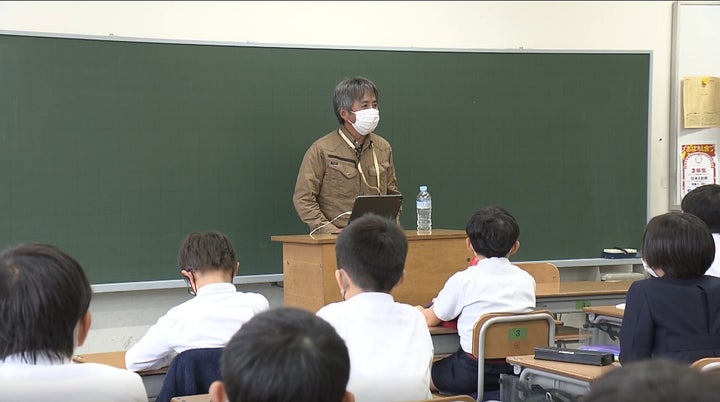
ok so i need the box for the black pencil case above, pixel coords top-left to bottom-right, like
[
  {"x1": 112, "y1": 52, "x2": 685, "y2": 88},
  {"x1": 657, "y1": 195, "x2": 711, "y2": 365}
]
[{"x1": 534, "y1": 346, "x2": 615, "y2": 366}]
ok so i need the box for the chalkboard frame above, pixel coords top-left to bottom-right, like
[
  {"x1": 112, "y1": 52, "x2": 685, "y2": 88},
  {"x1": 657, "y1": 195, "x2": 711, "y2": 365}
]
[{"x1": 0, "y1": 31, "x2": 651, "y2": 286}]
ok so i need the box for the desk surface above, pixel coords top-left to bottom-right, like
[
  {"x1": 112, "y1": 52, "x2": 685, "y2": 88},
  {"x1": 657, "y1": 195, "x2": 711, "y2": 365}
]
[
  {"x1": 72, "y1": 350, "x2": 167, "y2": 376},
  {"x1": 271, "y1": 229, "x2": 466, "y2": 244},
  {"x1": 429, "y1": 325, "x2": 459, "y2": 335},
  {"x1": 171, "y1": 395, "x2": 211, "y2": 402},
  {"x1": 536, "y1": 280, "x2": 634, "y2": 298},
  {"x1": 506, "y1": 354, "x2": 619, "y2": 382},
  {"x1": 583, "y1": 305, "x2": 625, "y2": 319}
]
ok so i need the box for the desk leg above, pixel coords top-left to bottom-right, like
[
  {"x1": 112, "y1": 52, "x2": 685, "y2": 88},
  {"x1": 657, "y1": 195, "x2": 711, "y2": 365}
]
[
  {"x1": 586, "y1": 315, "x2": 622, "y2": 345},
  {"x1": 142, "y1": 373, "x2": 165, "y2": 402},
  {"x1": 518, "y1": 368, "x2": 591, "y2": 397},
  {"x1": 431, "y1": 332, "x2": 460, "y2": 356}
]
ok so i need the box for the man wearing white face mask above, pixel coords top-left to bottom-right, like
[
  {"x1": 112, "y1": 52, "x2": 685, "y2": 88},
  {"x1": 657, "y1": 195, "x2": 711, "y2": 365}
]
[{"x1": 293, "y1": 76, "x2": 401, "y2": 234}]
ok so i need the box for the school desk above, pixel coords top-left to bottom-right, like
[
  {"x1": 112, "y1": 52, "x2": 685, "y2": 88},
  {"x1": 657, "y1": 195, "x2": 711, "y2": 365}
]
[
  {"x1": 583, "y1": 305, "x2": 624, "y2": 345},
  {"x1": 429, "y1": 325, "x2": 461, "y2": 356},
  {"x1": 506, "y1": 354, "x2": 619, "y2": 397},
  {"x1": 72, "y1": 351, "x2": 167, "y2": 399},
  {"x1": 170, "y1": 392, "x2": 479, "y2": 402},
  {"x1": 272, "y1": 230, "x2": 471, "y2": 312},
  {"x1": 171, "y1": 395, "x2": 211, "y2": 402},
  {"x1": 535, "y1": 280, "x2": 634, "y2": 314},
  {"x1": 273, "y1": 231, "x2": 637, "y2": 313}
]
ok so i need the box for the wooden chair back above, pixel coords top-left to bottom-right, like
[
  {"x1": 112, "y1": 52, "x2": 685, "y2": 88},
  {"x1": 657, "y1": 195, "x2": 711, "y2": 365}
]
[
  {"x1": 691, "y1": 357, "x2": 720, "y2": 373},
  {"x1": 170, "y1": 395, "x2": 211, "y2": 402},
  {"x1": 427, "y1": 395, "x2": 476, "y2": 401},
  {"x1": 516, "y1": 262, "x2": 560, "y2": 284},
  {"x1": 516, "y1": 262, "x2": 583, "y2": 346},
  {"x1": 470, "y1": 310, "x2": 555, "y2": 401},
  {"x1": 471, "y1": 310, "x2": 555, "y2": 358}
]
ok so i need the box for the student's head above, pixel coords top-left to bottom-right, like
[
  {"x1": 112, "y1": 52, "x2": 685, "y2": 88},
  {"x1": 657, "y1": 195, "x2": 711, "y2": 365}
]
[
  {"x1": 642, "y1": 212, "x2": 715, "y2": 278},
  {"x1": 335, "y1": 213, "x2": 407, "y2": 293},
  {"x1": 210, "y1": 307, "x2": 353, "y2": 402},
  {"x1": 583, "y1": 358, "x2": 720, "y2": 402},
  {"x1": 0, "y1": 243, "x2": 92, "y2": 363},
  {"x1": 466, "y1": 206, "x2": 520, "y2": 258},
  {"x1": 332, "y1": 76, "x2": 379, "y2": 124},
  {"x1": 681, "y1": 184, "x2": 720, "y2": 233},
  {"x1": 178, "y1": 231, "x2": 238, "y2": 292}
]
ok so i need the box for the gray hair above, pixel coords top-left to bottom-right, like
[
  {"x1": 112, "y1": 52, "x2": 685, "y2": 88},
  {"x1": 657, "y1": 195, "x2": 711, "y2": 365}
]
[{"x1": 332, "y1": 77, "x2": 379, "y2": 124}]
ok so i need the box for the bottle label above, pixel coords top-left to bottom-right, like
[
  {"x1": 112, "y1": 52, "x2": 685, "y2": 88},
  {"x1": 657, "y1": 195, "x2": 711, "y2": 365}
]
[{"x1": 416, "y1": 201, "x2": 431, "y2": 209}]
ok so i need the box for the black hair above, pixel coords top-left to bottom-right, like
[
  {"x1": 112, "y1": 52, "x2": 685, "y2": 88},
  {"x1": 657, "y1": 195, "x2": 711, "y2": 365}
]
[
  {"x1": 642, "y1": 212, "x2": 715, "y2": 278},
  {"x1": 332, "y1": 76, "x2": 379, "y2": 124},
  {"x1": 583, "y1": 358, "x2": 720, "y2": 402},
  {"x1": 178, "y1": 231, "x2": 237, "y2": 273},
  {"x1": 681, "y1": 184, "x2": 720, "y2": 233},
  {"x1": 335, "y1": 213, "x2": 407, "y2": 292},
  {"x1": 221, "y1": 307, "x2": 350, "y2": 402},
  {"x1": 0, "y1": 243, "x2": 92, "y2": 363},
  {"x1": 466, "y1": 206, "x2": 520, "y2": 258}
]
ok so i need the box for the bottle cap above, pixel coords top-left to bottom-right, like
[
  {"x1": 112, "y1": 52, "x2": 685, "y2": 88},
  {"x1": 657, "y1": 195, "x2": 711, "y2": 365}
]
[{"x1": 419, "y1": 185, "x2": 427, "y2": 191}]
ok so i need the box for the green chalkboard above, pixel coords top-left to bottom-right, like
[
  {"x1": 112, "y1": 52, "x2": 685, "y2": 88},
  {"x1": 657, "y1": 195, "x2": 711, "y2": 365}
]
[{"x1": 0, "y1": 34, "x2": 649, "y2": 284}]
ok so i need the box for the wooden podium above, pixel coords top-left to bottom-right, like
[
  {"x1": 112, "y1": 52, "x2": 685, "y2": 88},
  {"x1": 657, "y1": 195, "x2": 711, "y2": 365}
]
[{"x1": 271, "y1": 229, "x2": 471, "y2": 312}]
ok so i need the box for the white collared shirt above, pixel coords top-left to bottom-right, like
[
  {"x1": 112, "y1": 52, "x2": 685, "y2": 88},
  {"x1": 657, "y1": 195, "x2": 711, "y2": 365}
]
[
  {"x1": 0, "y1": 354, "x2": 146, "y2": 402},
  {"x1": 125, "y1": 282, "x2": 269, "y2": 371},
  {"x1": 706, "y1": 233, "x2": 720, "y2": 278},
  {"x1": 432, "y1": 257, "x2": 536, "y2": 353},
  {"x1": 317, "y1": 292, "x2": 433, "y2": 402}
]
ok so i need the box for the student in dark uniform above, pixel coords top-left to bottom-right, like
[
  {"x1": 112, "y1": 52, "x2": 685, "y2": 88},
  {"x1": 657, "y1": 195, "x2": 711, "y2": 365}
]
[{"x1": 620, "y1": 211, "x2": 720, "y2": 364}]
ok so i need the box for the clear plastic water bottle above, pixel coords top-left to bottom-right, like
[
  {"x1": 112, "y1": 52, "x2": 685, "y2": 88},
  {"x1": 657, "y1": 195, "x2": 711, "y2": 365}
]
[{"x1": 416, "y1": 185, "x2": 432, "y2": 234}]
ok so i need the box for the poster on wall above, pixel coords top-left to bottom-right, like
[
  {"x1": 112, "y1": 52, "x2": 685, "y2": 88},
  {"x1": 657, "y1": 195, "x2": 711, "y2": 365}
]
[
  {"x1": 681, "y1": 143, "x2": 717, "y2": 196},
  {"x1": 683, "y1": 76, "x2": 720, "y2": 128}
]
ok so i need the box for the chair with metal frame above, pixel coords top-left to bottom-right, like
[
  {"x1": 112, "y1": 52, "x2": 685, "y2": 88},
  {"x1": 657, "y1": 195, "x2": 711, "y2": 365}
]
[{"x1": 471, "y1": 310, "x2": 556, "y2": 401}]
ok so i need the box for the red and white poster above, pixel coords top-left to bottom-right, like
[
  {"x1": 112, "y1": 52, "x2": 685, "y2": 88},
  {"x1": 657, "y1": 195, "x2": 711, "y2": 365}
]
[{"x1": 681, "y1": 143, "x2": 717, "y2": 196}]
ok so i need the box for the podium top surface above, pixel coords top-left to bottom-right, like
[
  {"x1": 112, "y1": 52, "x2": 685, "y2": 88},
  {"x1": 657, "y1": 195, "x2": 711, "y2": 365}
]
[{"x1": 271, "y1": 229, "x2": 466, "y2": 244}]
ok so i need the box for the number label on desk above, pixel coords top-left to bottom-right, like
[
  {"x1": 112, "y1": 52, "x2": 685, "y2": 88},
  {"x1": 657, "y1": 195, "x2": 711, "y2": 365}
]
[
  {"x1": 576, "y1": 300, "x2": 592, "y2": 309},
  {"x1": 509, "y1": 327, "x2": 528, "y2": 340}
]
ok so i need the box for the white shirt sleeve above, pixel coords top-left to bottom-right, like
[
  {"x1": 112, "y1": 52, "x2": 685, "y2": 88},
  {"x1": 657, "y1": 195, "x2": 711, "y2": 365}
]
[
  {"x1": 430, "y1": 272, "x2": 465, "y2": 321},
  {"x1": 124, "y1": 313, "x2": 175, "y2": 372}
]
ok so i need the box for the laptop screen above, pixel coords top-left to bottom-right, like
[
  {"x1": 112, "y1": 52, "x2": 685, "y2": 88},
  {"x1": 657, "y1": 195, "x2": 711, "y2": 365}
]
[{"x1": 347, "y1": 195, "x2": 403, "y2": 224}]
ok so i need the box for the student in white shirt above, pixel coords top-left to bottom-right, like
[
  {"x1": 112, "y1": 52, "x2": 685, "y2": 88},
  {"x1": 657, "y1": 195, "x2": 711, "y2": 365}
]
[
  {"x1": 0, "y1": 243, "x2": 147, "y2": 402},
  {"x1": 210, "y1": 307, "x2": 355, "y2": 402},
  {"x1": 681, "y1": 184, "x2": 720, "y2": 277},
  {"x1": 125, "y1": 231, "x2": 269, "y2": 371},
  {"x1": 316, "y1": 214, "x2": 433, "y2": 402},
  {"x1": 417, "y1": 206, "x2": 536, "y2": 395}
]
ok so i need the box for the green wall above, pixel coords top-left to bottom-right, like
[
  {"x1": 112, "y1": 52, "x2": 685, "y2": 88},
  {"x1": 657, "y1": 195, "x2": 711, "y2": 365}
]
[{"x1": 0, "y1": 34, "x2": 649, "y2": 283}]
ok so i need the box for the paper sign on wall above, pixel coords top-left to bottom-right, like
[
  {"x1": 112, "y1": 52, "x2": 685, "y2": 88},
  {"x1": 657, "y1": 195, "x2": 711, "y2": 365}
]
[
  {"x1": 683, "y1": 77, "x2": 720, "y2": 128},
  {"x1": 681, "y1": 143, "x2": 717, "y2": 196}
]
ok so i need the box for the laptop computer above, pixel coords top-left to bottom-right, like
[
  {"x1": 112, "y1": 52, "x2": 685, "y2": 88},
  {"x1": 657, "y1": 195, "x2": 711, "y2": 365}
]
[{"x1": 347, "y1": 194, "x2": 403, "y2": 225}]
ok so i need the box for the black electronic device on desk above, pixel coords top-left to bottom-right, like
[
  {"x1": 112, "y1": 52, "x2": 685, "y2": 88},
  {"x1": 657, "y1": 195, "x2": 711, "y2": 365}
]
[
  {"x1": 602, "y1": 247, "x2": 637, "y2": 259},
  {"x1": 534, "y1": 347, "x2": 615, "y2": 366},
  {"x1": 348, "y1": 195, "x2": 403, "y2": 224}
]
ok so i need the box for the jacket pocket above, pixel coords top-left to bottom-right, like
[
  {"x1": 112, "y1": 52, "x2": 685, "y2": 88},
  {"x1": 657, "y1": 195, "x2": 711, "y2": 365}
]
[{"x1": 325, "y1": 158, "x2": 358, "y2": 197}]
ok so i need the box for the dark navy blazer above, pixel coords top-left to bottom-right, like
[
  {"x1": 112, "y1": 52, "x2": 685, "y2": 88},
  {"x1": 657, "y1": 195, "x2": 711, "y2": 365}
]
[
  {"x1": 620, "y1": 275, "x2": 720, "y2": 364},
  {"x1": 155, "y1": 347, "x2": 223, "y2": 402}
]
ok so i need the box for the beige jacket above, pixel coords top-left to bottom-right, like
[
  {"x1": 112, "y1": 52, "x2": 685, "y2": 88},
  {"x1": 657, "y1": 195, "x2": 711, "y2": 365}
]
[{"x1": 293, "y1": 129, "x2": 400, "y2": 233}]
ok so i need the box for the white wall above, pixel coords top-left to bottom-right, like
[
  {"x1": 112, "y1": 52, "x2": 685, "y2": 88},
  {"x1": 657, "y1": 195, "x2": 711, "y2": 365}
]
[{"x1": 0, "y1": 1, "x2": 673, "y2": 353}]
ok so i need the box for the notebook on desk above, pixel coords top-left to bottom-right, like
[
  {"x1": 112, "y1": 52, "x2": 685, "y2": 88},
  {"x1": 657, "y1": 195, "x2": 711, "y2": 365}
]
[{"x1": 347, "y1": 194, "x2": 403, "y2": 225}]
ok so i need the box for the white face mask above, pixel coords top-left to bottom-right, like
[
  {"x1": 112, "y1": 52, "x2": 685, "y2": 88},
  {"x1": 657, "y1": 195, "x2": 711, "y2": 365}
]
[
  {"x1": 350, "y1": 108, "x2": 380, "y2": 136},
  {"x1": 642, "y1": 259, "x2": 658, "y2": 278}
]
